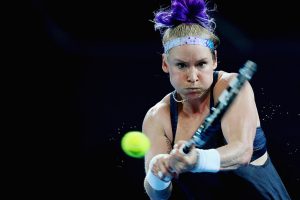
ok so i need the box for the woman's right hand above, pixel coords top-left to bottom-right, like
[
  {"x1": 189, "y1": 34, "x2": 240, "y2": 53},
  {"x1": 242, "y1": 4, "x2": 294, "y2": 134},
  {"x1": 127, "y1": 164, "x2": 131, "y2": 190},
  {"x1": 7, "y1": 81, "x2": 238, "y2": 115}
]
[{"x1": 168, "y1": 140, "x2": 198, "y2": 174}]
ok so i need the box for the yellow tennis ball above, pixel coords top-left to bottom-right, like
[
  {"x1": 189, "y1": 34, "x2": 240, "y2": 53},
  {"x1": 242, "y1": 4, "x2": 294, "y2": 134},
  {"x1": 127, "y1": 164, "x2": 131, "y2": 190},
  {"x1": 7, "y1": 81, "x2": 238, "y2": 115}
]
[{"x1": 121, "y1": 131, "x2": 150, "y2": 158}]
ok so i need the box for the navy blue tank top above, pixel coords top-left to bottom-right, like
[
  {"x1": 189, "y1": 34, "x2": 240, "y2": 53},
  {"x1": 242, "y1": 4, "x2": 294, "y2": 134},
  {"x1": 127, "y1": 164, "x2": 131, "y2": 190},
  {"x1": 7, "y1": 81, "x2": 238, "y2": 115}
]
[{"x1": 170, "y1": 71, "x2": 267, "y2": 161}]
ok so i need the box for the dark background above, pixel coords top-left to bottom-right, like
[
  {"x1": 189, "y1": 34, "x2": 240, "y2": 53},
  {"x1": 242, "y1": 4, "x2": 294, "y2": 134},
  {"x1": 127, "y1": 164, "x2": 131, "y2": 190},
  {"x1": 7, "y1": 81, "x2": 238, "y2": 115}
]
[{"x1": 16, "y1": 0, "x2": 299, "y2": 199}]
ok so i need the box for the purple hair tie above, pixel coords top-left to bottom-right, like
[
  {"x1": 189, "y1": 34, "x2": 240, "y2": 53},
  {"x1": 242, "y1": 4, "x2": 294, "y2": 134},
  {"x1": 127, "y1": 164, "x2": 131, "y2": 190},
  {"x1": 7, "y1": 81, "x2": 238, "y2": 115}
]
[{"x1": 164, "y1": 36, "x2": 214, "y2": 53}]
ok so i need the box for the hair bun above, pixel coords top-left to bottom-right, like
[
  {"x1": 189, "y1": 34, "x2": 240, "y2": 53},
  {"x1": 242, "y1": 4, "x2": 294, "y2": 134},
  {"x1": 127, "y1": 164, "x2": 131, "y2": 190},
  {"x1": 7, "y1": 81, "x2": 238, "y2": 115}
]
[{"x1": 154, "y1": 0, "x2": 215, "y2": 33}]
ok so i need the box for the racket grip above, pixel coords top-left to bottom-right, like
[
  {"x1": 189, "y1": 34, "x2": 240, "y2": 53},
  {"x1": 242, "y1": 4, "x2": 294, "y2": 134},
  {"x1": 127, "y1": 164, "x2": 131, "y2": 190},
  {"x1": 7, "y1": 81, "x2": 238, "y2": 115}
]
[{"x1": 182, "y1": 143, "x2": 192, "y2": 154}]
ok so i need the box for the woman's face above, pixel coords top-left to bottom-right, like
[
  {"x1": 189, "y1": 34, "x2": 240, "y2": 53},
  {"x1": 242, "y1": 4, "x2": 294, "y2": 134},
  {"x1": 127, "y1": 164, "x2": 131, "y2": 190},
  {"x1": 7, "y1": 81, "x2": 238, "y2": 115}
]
[{"x1": 162, "y1": 44, "x2": 217, "y2": 100}]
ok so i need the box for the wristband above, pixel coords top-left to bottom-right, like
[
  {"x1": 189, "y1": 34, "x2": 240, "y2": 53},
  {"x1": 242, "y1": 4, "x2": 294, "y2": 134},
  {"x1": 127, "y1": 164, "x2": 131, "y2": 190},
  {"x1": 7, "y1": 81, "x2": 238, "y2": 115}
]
[
  {"x1": 190, "y1": 149, "x2": 220, "y2": 173},
  {"x1": 146, "y1": 170, "x2": 171, "y2": 190},
  {"x1": 145, "y1": 154, "x2": 171, "y2": 190}
]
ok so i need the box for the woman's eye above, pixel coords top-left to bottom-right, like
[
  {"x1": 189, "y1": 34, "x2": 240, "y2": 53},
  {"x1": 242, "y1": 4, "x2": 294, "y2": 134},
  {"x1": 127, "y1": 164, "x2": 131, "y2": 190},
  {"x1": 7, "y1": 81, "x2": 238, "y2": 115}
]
[
  {"x1": 197, "y1": 62, "x2": 207, "y2": 68},
  {"x1": 176, "y1": 63, "x2": 186, "y2": 69}
]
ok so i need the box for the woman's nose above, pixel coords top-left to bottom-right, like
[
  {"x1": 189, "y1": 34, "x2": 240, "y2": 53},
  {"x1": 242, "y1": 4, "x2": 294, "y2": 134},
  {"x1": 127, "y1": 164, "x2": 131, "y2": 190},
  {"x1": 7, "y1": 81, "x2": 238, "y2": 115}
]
[{"x1": 187, "y1": 67, "x2": 199, "y2": 83}]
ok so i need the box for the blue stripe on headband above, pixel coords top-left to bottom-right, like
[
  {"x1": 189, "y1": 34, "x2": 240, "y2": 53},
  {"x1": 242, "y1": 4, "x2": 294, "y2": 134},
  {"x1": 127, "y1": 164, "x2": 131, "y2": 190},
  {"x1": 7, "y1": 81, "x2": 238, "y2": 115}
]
[{"x1": 164, "y1": 36, "x2": 214, "y2": 53}]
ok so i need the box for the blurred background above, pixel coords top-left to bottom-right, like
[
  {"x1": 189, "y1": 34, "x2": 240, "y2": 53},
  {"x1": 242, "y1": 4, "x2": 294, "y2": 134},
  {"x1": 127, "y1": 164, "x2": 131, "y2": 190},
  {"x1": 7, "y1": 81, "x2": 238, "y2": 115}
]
[{"x1": 16, "y1": 0, "x2": 299, "y2": 199}]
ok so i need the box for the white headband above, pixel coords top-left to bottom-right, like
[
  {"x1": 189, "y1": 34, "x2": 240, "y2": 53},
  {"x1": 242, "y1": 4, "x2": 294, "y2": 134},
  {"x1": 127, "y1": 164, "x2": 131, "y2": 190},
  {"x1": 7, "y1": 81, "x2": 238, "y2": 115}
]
[{"x1": 164, "y1": 36, "x2": 214, "y2": 53}]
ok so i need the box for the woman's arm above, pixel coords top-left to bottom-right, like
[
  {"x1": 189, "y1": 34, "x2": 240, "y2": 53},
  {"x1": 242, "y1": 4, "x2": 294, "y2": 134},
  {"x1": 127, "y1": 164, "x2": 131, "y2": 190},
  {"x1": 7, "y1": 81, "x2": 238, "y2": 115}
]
[
  {"x1": 143, "y1": 102, "x2": 174, "y2": 200},
  {"x1": 216, "y1": 73, "x2": 258, "y2": 170}
]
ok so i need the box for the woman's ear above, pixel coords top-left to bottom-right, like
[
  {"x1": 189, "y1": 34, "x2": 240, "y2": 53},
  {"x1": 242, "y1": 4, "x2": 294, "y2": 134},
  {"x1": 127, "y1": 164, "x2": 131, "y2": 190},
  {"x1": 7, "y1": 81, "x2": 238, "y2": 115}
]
[
  {"x1": 213, "y1": 50, "x2": 218, "y2": 70},
  {"x1": 162, "y1": 54, "x2": 169, "y2": 73}
]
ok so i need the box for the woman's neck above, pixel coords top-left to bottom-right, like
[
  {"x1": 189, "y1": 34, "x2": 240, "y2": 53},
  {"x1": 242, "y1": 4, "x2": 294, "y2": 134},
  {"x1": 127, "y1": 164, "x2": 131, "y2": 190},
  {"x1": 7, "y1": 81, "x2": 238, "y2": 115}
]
[{"x1": 180, "y1": 90, "x2": 210, "y2": 115}]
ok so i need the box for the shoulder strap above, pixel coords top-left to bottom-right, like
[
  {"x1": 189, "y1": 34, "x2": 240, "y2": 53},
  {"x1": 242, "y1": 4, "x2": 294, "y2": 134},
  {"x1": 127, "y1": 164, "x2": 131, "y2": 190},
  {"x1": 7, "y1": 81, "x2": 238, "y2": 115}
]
[{"x1": 210, "y1": 71, "x2": 219, "y2": 111}]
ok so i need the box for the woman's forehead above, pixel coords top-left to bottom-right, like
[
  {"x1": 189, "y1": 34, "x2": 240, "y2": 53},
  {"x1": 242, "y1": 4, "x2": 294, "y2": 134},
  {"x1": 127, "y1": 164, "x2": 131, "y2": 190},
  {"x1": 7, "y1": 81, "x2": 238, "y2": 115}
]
[{"x1": 168, "y1": 45, "x2": 212, "y2": 59}]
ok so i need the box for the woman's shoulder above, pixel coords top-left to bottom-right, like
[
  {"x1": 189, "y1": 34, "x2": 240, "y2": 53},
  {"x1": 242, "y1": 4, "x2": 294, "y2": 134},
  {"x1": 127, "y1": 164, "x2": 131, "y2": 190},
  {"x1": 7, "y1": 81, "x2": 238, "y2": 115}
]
[
  {"x1": 214, "y1": 70, "x2": 238, "y2": 91},
  {"x1": 143, "y1": 93, "x2": 172, "y2": 123},
  {"x1": 217, "y1": 70, "x2": 238, "y2": 83},
  {"x1": 213, "y1": 70, "x2": 255, "y2": 104}
]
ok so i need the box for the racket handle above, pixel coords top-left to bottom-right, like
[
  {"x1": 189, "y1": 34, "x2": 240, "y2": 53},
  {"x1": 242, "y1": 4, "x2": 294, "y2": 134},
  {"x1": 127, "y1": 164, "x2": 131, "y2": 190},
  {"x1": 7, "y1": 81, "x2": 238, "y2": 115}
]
[{"x1": 182, "y1": 141, "x2": 193, "y2": 154}]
